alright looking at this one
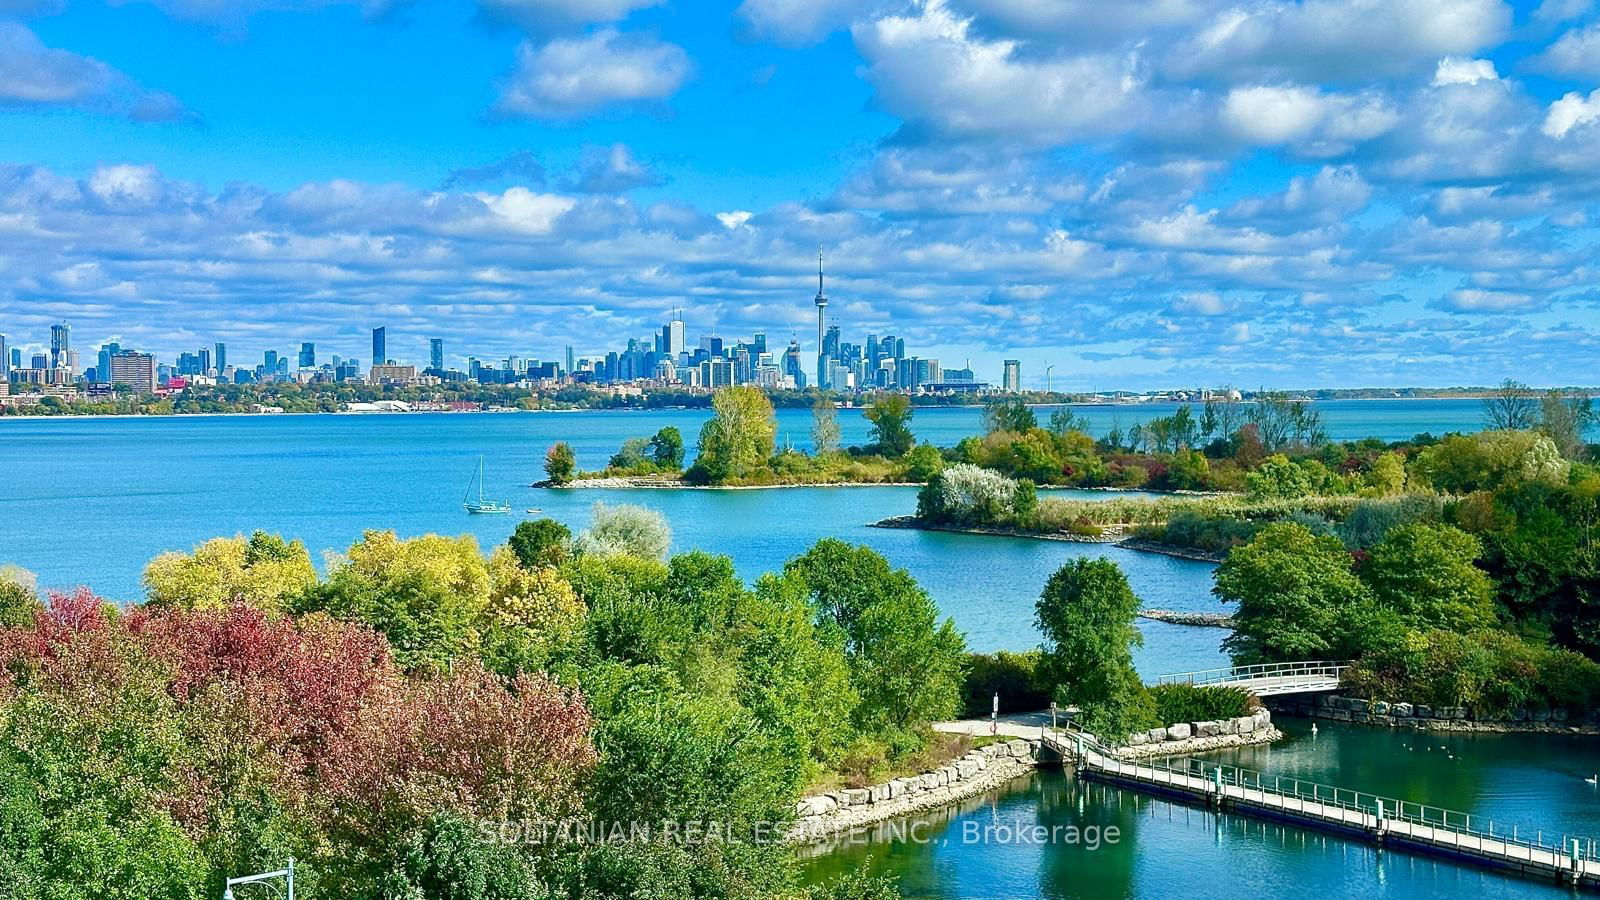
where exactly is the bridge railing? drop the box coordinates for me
[1050,723,1597,868]
[1154,659,1351,688]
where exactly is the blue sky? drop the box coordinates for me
[1,0,1599,389]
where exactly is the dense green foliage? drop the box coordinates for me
[1034,559,1157,739]
[543,442,577,485]
[1206,424,1600,715]
[0,519,970,897]
[1148,685,1255,724]
[961,651,1052,717]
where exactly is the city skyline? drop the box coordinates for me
[2,1,1600,389]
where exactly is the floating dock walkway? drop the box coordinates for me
[1044,723,1600,889]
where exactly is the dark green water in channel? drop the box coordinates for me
[799,719,1600,898]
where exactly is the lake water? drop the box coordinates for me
[0,411,1225,673]
[4,398,1596,896]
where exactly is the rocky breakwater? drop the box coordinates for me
[788,738,1050,842]
[1113,707,1278,759]
[1266,694,1600,734]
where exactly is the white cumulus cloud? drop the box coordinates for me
[495,28,692,119]
[1543,89,1600,138]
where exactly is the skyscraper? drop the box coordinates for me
[661,311,686,358]
[50,323,70,371]
[98,343,121,385]
[299,342,316,369]
[814,245,828,389]
[9,348,20,370]
[1003,360,1021,393]
[565,345,575,376]
[0,333,7,381]
[264,350,278,375]
[372,326,387,367]
[109,351,157,393]
[214,342,227,373]
[429,338,444,371]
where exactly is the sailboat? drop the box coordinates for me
[463,455,512,514]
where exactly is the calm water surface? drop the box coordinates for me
[0,410,1228,671]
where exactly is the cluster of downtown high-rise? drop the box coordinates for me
[1,252,1024,396]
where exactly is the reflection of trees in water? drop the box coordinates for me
[1037,774,1140,899]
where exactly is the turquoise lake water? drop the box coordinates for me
[3,397,1597,896]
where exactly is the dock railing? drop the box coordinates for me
[1154,659,1350,691]
[1047,723,1598,876]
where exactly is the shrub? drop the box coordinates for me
[962,651,1052,716]
[901,443,945,482]
[574,502,671,561]
[916,464,1021,526]
[1149,684,1255,724]
[507,518,571,569]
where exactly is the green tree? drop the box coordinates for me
[142,532,317,614]
[1213,522,1374,663]
[1166,449,1210,491]
[649,426,685,469]
[811,395,841,455]
[544,442,577,485]
[479,546,585,675]
[1366,451,1406,495]
[783,540,965,734]
[507,518,571,569]
[0,565,41,627]
[863,394,914,458]
[982,397,1037,434]
[690,386,776,483]
[301,531,491,672]
[1244,454,1316,499]
[1034,558,1156,739]
[378,813,548,900]
[1362,523,1496,631]
[900,443,944,482]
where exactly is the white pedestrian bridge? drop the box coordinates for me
[1154,660,1350,697]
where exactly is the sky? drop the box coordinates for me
[1,0,1598,390]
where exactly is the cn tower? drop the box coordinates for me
[814,244,828,389]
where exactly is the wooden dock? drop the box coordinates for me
[1044,727,1600,889]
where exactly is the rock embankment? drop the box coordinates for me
[790,709,1281,841]
[1113,707,1277,758]
[1137,609,1235,628]
[788,739,1049,842]
[1265,694,1600,734]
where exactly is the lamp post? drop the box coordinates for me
[223,859,293,900]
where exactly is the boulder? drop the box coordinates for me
[1147,728,1168,744]
[1371,701,1390,716]
[1129,730,1148,746]
[1348,698,1369,715]
[1167,723,1192,741]
[1414,704,1433,719]
[1392,703,1412,717]
[1236,716,1256,734]
[1555,708,1570,722]
[1512,707,1529,722]
[1195,721,1221,738]
[869,784,890,803]
[956,760,980,779]
[797,795,837,817]
[1007,739,1031,757]
[1219,718,1237,735]
[843,789,869,807]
